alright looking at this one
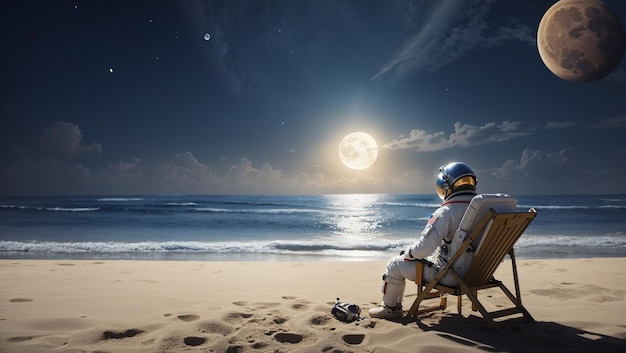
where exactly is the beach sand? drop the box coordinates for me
[1,258,625,352]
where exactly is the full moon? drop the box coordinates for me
[537,0,626,83]
[338,132,378,170]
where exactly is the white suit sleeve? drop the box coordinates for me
[404,207,449,260]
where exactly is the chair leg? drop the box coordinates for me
[439,296,448,311]
[407,261,449,317]
[498,282,536,323]
[471,290,478,312]
[506,249,536,322]
[449,269,500,330]
[459,283,499,330]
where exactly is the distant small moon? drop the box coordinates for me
[109,68,114,73]
[339,132,378,170]
[204,33,211,41]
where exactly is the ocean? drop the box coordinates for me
[1,194,625,261]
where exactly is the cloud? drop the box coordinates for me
[107,159,142,181]
[587,115,626,129]
[484,20,535,47]
[490,148,571,180]
[0,121,106,194]
[40,121,102,157]
[157,152,218,191]
[544,121,578,129]
[224,158,288,193]
[371,0,534,80]
[0,158,99,195]
[482,148,584,194]
[382,121,528,151]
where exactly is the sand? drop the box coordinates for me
[1,258,625,353]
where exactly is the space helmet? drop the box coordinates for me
[435,162,477,200]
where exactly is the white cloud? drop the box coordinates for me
[372,0,534,80]
[383,121,528,151]
[227,158,257,182]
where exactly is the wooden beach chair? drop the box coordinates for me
[405,194,537,331]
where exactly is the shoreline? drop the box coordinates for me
[1,258,625,352]
[2,250,626,262]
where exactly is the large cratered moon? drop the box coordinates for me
[339,132,378,170]
[537,0,626,83]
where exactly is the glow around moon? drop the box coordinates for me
[338,132,378,170]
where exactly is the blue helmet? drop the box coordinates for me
[435,162,477,200]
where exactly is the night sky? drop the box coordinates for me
[2,0,626,196]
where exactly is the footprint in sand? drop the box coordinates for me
[281,296,311,310]
[177,314,200,322]
[310,315,331,326]
[343,334,365,345]
[102,329,145,340]
[183,336,206,346]
[9,298,33,303]
[234,301,282,310]
[197,321,236,336]
[274,332,304,344]
[7,336,35,343]
[225,312,254,323]
[291,302,310,310]
[272,316,288,324]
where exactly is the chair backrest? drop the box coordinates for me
[445,194,518,281]
[452,193,518,248]
[462,210,536,286]
[455,193,517,236]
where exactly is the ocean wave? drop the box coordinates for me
[600,198,623,202]
[517,233,626,248]
[0,205,100,212]
[2,233,624,258]
[381,202,441,208]
[518,204,626,210]
[46,207,101,212]
[0,239,405,255]
[191,207,324,215]
[96,198,144,202]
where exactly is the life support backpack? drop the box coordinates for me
[331,299,361,323]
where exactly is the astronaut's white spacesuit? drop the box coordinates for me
[369,162,478,320]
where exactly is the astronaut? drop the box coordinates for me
[369,162,478,320]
